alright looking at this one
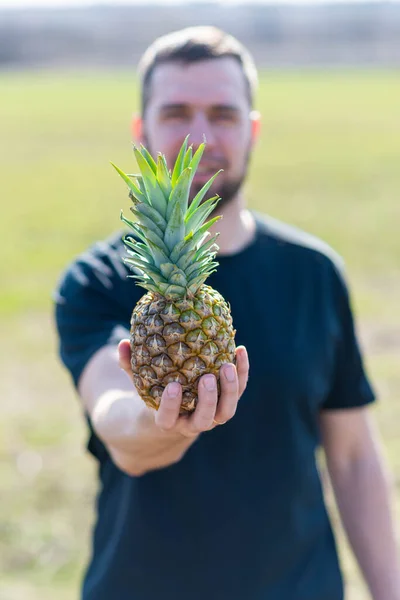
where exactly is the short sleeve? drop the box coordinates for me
[53,242,134,389]
[321,263,376,411]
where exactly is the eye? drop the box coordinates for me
[160,106,190,123]
[210,108,240,124]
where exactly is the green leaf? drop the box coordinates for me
[186,170,222,218]
[183,146,193,170]
[131,271,165,295]
[146,239,170,266]
[171,135,190,187]
[195,215,222,242]
[188,273,213,295]
[123,255,152,271]
[188,143,205,185]
[184,195,219,236]
[194,233,220,261]
[133,203,167,232]
[140,145,157,175]
[176,249,197,271]
[160,263,175,279]
[157,154,172,201]
[124,259,166,283]
[164,199,186,252]
[135,282,162,295]
[126,223,150,247]
[134,147,168,217]
[136,175,147,197]
[186,256,216,278]
[165,284,186,299]
[124,238,155,264]
[120,211,137,232]
[130,208,164,240]
[169,271,187,287]
[170,237,190,264]
[167,167,192,220]
[138,225,170,255]
[111,162,147,203]
[187,260,219,279]
[171,216,220,264]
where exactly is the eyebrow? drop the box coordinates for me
[159,103,240,113]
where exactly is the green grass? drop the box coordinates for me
[1,69,399,600]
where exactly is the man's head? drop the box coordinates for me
[133,26,260,208]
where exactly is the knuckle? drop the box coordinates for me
[157,420,175,432]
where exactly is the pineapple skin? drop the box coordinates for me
[130,284,236,413]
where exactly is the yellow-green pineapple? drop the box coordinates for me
[112,137,236,413]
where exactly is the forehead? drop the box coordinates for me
[147,57,249,109]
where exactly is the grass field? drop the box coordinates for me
[0,69,399,600]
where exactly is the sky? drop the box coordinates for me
[0,0,397,7]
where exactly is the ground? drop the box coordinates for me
[0,70,399,599]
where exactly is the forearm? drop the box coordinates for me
[329,453,400,600]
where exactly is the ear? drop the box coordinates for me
[250,110,261,143]
[131,113,143,144]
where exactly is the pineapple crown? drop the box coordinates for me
[111,136,222,300]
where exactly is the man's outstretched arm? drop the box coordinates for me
[78,340,249,476]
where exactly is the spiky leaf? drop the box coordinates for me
[188,143,205,186]
[167,167,192,220]
[183,146,193,170]
[111,162,147,203]
[171,135,189,187]
[133,203,167,232]
[164,200,185,252]
[133,147,168,217]
[157,154,172,200]
[186,170,222,218]
[140,145,157,175]
[185,195,219,236]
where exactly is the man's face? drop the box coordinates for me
[140,57,257,207]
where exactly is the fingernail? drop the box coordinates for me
[167,382,180,397]
[204,375,216,391]
[224,364,235,382]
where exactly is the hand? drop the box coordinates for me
[118,340,249,439]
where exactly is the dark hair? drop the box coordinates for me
[137,26,258,115]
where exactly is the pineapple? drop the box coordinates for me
[112,136,236,414]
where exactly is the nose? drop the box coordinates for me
[188,111,217,148]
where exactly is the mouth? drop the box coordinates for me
[193,161,226,182]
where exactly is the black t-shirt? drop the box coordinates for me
[54,213,375,600]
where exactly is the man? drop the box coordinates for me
[54,26,400,600]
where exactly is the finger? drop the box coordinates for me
[213,362,239,424]
[118,339,132,374]
[235,345,249,397]
[154,382,182,431]
[180,374,218,436]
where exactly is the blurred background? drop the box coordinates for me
[0,0,399,598]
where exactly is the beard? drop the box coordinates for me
[190,174,244,212]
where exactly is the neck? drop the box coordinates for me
[210,192,256,256]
